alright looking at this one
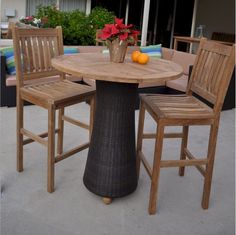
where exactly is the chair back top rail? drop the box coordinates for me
[12,26,64,87]
[187,38,235,113]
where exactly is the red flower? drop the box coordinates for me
[115,18,133,30]
[25,16,34,21]
[115,18,123,26]
[130,30,140,40]
[99,18,140,45]
[119,32,128,40]
[100,24,119,40]
[131,30,140,36]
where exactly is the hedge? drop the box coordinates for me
[35,5,116,45]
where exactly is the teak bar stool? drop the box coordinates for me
[137,39,235,214]
[12,26,95,193]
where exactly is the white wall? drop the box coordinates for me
[1,0,87,22]
[195,0,235,39]
[1,0,26,22]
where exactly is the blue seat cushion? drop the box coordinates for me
[140,44,162,58]
[63,47,79,54]
[0,47,16,75]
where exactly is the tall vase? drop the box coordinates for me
[107,39,128,63]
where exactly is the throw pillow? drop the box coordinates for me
[140,44,162,58]
[63,47,79,54]
[0,47,79,75]
[0,47,16,75]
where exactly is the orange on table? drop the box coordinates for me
[131,50,141,62]
[137,53,149,65]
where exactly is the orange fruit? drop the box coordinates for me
[131,50,141,62]
[137,53,149,65]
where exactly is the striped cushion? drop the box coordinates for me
[140,44,162,58]
[0,47,79,75]
[0,47,16,75]
[63,47,79,54]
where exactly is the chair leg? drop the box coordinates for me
[89,97,95,141]
[149,124,164,215]
[17,96,24,172]
[47,106,56,193]
[179,125,189,176]
[57,108,64,155]
[136,101,146,178]
[201,121,219,209]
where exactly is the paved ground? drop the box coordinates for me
[0,104,235,235]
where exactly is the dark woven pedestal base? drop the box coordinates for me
[83,80,138,198]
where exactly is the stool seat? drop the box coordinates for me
[141,94,214,120]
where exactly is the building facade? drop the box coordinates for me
[0,0,234,47]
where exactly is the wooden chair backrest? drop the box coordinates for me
[6,22,15,39]
[187,39,235,113]
[211,32,235,43]
[7,21,38,39]
[12,26,64,88]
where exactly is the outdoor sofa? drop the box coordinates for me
[0,43,234,109]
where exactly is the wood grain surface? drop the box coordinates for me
[52,53,183,84]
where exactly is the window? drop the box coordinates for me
[26,0,55,16]
[26,0,86,16]
[60,0,86,12]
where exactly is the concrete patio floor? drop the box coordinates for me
[0,103,235,235]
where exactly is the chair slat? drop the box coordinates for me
[53,37,59,56]
[43,37,50,70]
[197,50,209,86]
[20,37,28,72]
[37,37,44,69]
[48,37,55,58]
[212,56,227,94]
[207,52,220,93]
[26,37,34,71]
[32,36,39,71]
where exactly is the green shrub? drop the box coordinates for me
[35,5,116,45]
[88,7,115,30]
[36,4,65,28]
[63,10,94,45]
[88,7,115,45]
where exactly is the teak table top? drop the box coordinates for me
[52,53,183,84]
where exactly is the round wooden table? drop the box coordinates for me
[52,53,183,199]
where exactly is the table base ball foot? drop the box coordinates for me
[102,197,112,205]
[83,80,138,198]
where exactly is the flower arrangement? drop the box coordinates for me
[99,18,140,45]
[98,18,140,62]
[19,16,42,27]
